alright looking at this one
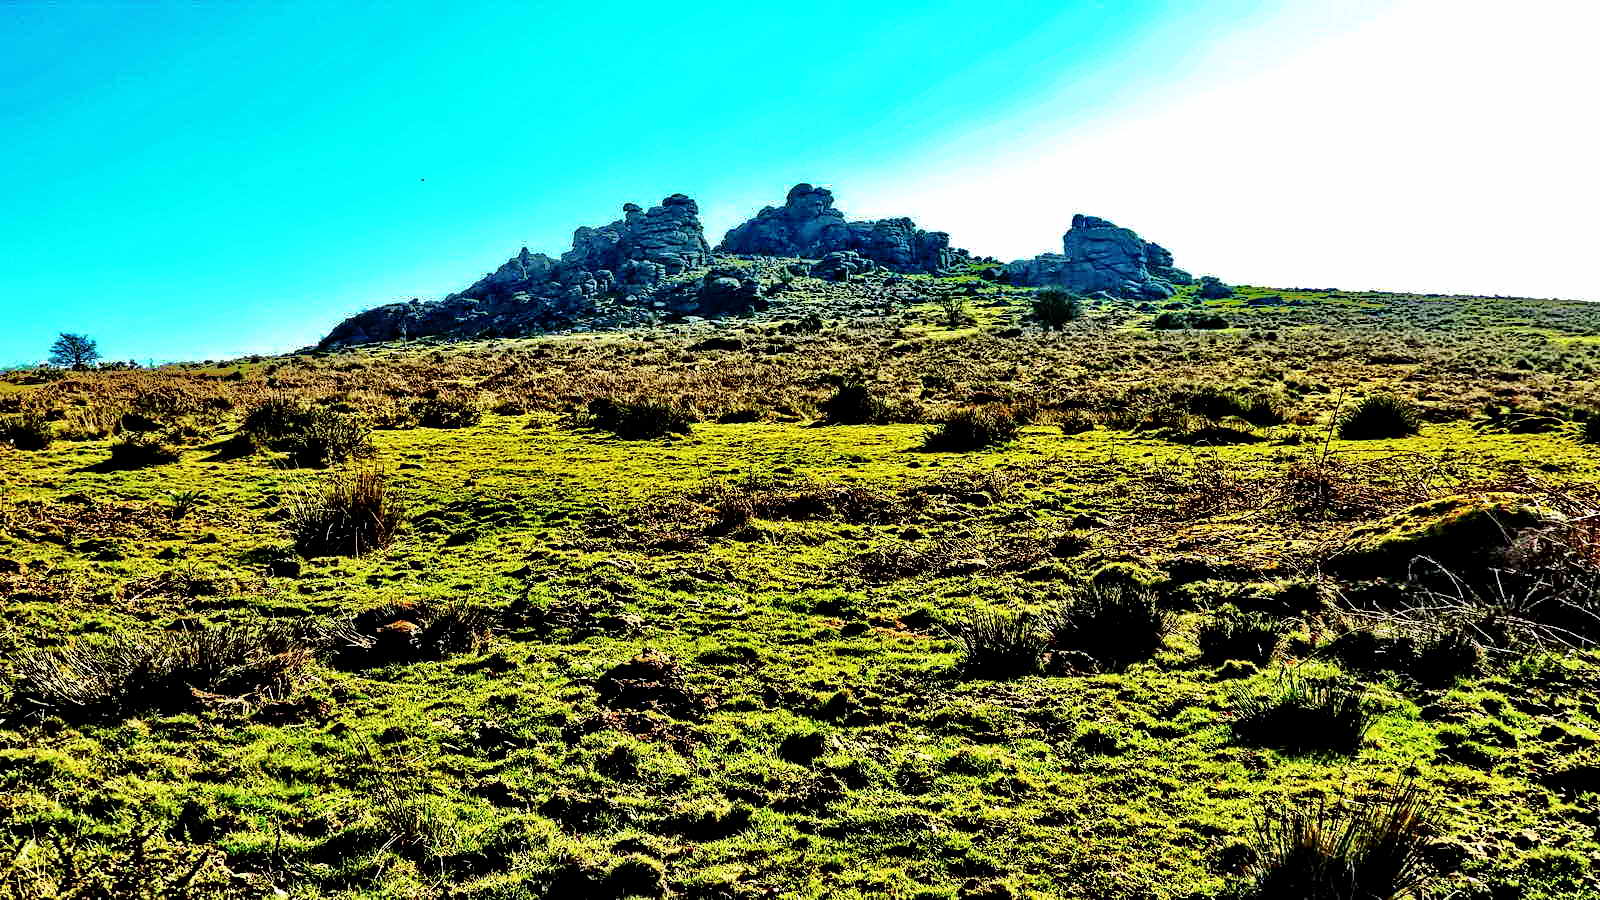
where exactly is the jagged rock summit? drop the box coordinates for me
[1006,214,1192,299]
[719,183,967,274]
[320,194,716,348]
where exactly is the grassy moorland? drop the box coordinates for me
[2,270,1599,899]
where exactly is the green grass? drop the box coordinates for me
[1,279,1598,898]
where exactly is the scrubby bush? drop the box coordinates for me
[107,433,181,468]
[953,609,1046,678]
[820,376,891,425]
[8,623,312,722]
[1,410,53,450]
[288,465,406,557]
[1582,413,1600,444]
[1031,288,1083,330]
[937,295,972,328]
[584,396,694,439]
[241,395,308,443]
[1231,672,1374,753]
[922,406,1021,451]
[413,395,481,429]
[281,408,373,468]
[1339,394,1420,440]
[1186,385,1286,427]
[1045,582,1168,670]
[1245,782,1434,900]
[1197,605,1281,663]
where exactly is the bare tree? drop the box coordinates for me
[48,333,100,369]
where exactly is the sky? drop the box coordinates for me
[2,0,1596,365]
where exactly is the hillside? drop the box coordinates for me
[2,271,1600,898]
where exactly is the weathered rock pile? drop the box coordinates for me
[1006,214,1193,300]
[719,184,967,274]
[320,194,717,348]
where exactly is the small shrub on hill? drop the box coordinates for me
[820,376,891,425]
[108,433,181,469]
[1031,288,1083,330]
[1339,394,1420,440]
[1045,582,1168,671]
[1197,605,1281,663]
[282,408,373,468]
[922,406,1022,451]
[242,395,309,443]
[585,396,694,439]
[1231,672,1374,753]
[413,395,481,429]
[1582,413,1600,444]
[288,464,405,557]
[953,610,1046,678]
[1245,782,1435,900]
[1,411,53,450]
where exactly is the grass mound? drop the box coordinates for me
[921,406,1022,451]
[1339,394,1420,440]
[287,464,406,557]
[1046,582,1168,671]
[1231,672,1374,754]
[585,397,694,439]
[1246,782,1435,900]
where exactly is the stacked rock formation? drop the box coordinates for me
[1006,214,1193,300]
[320,194,718,347]
[718,184,966,274]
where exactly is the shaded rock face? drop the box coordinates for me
[811,250,876,281]
[719,183,966,274]
[1006,214,1193,299]
[1198,275,1234,299]
[651,267,767,319]
[320,195,711,347]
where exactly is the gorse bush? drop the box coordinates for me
[8,623,312,722]
[1197,605,1281,663]
[288,464,405,557]
[922,406,1021,451]
[1045,583,1168,671]
[584,396,694,439]
[1339,394,1420,440]
[413,395,481,429]
[1246,782,1435,900]
[1231,672,1374,754]
[953,609,1046,678]
[242,394,308,443]
[820,376,891,425]
[1,410,53,450]
[107,433,181,468]
[1031,288,1083,330]
[1185,385,1286,427]
[282,408,373,468]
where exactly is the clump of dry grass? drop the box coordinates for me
[286,464,406,557]
[7,623,314,722]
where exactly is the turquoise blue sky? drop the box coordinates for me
[3,0,1594,364]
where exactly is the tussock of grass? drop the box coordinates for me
[287,464,405,557]
[1231,672,1374,754]
[953,609,1046,678]
[1246,782,1435,900]
[1339,394,1421,440]
[8,623,313,722]
[921,406,1022,451]
[583,396,694,439]
[1046,582,1168,671]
